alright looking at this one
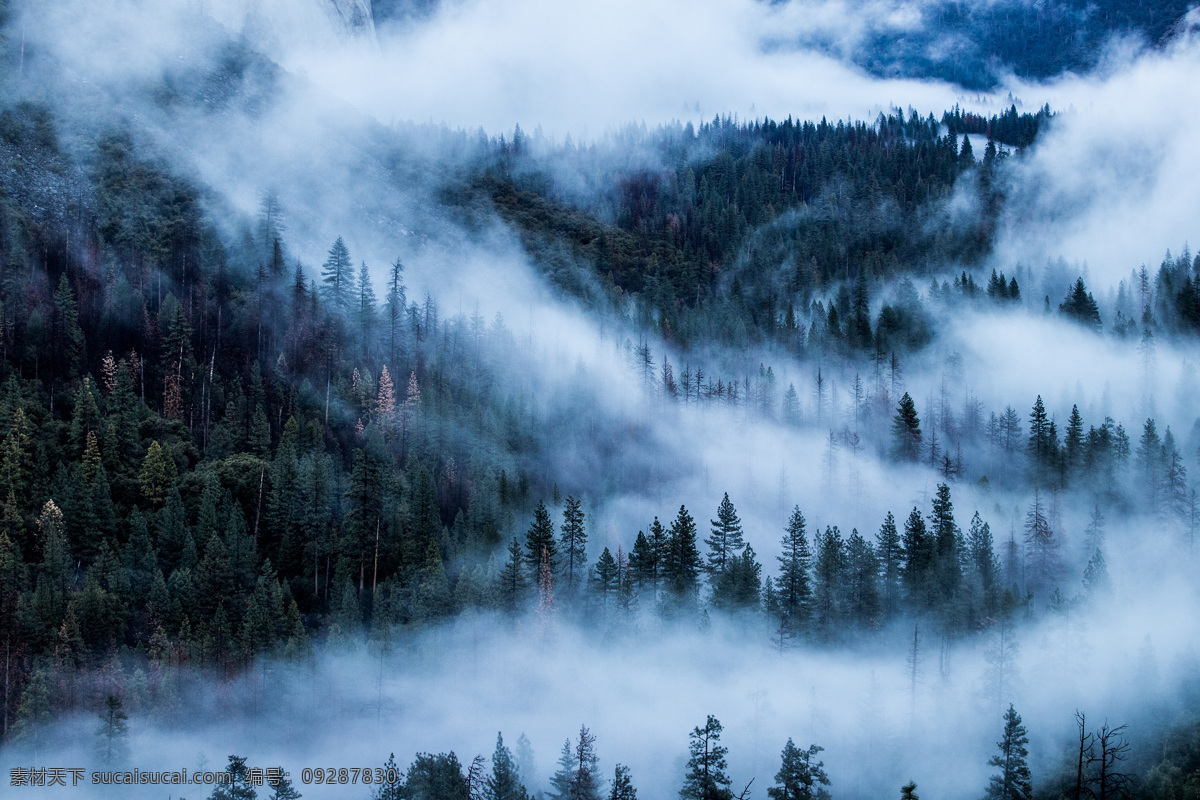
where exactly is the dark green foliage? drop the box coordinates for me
[767,739,831,800]
[891,393,922,461]
[549,725,602,800]
[777,507,813,634]
[593,547,619,606]
[985,705,1032,800]
[876,512,903,619]
[609,764,637,800]
[405,752,469,800]
[374,754,403,800]
[560,496,587,593]
[901,507,934,607]
[497,537,528,613]
[320,237,354,313]
[663,505,704,606]
[812,526,845,634]
[208,756,258,800]
[680,715,733,800]
[476,111,1002,349]
[711,544,761,613]
[525,501,558,576]
[95,694,128,764]
[706,493,745,576]
[486,733,529,800]
[1060,278,1102,327]
[930,483,961,603]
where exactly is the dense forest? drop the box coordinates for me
[1,0,1199,798]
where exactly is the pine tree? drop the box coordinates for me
[844,530,880,627]
[404,752,469,800]
[901,507,933,607]
[1027,396,1056,487]
[777,507,813,634]
[930,483,961,602]
[321,236,354,313]
[609,764,637,800]
[524,501,558,576]
[560,496,587,593]
[663,505,703,607]
[486,733,529,800]
[876,512,903,618]
[556,725,602,800]
[375,753,403,800]
[1024,488,1058,593]
[706,493,745,576]
[629,529,660,597]
[1059,278,1101,327]
[209,755,259,800]
[967,512,1000,616]
[891,393,922,461]
[376,366,396,432]
[1064,405,1085,480]
[593,548,619,607]
[50,274,84,401]
[138,441,177,508]
[767,739,831,800]
[984,705,1032,800]
[357,261,377,356]
[812,526,844,633]
[96,694,129,764]
[680,715,733,800]
[498,538,528,613]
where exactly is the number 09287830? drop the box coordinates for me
[300,767,400,785]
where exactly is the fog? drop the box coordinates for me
[3,0,1199,797]
[6,557,1198,799]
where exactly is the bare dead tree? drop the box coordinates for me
[1090,721,1132,800]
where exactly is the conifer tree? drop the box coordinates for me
[208,755,259,800]
[777,507,814,634]
[706,493,745,576]
[524,501,558,576]
[96,694,129,764]
[321,236,354,313]
[1024,488,1058,593]
[984,705,1032,800]
[680,715,733,800]
[609,764,637,800]
[967,512,1000,616]
[663,505,703,605]
[930,483,961,601]
[876,512,903,618]
[1059,278,1101,327]
[375,753,403,800]
[629,529,660,597]
[376,366,396,431]
[844,530,880,627]
[891,393,922,461]
[901,507,933,606]
[1027,396,1056,486]
[486,733,529,800]
[767,739,831,800]
[557,725,602,800]
[593,547,619,607]
[498,538,528,613]
[812,526,845,633]
[138,441,177,508]
[560,496,587,593]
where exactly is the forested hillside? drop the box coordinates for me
[1,0,1199,798]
